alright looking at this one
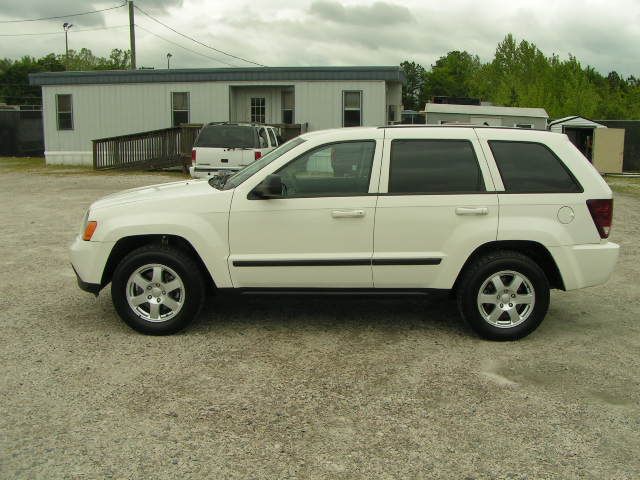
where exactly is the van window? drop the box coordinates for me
[194,125,258,149]
[389,140,484,194]
[276,141,375,197]
[489,141,582,193]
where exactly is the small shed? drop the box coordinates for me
[421,103,549,130]
[548,116,625,173]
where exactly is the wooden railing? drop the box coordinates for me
[92,124,202,170]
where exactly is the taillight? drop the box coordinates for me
[254,150,262,161]
[191,149,196,166]
[586,199,613,239]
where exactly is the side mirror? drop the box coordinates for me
[250,174,283,199]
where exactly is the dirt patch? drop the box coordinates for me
[1,169,639,478]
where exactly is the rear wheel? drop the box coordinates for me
[456,250,550,340]
[111,244,205,335]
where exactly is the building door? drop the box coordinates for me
[593,128,625,173]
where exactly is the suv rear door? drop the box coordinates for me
[373,127,498,289]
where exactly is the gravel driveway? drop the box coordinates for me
[1,165,639,479]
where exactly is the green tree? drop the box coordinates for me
[0,48,130,106]
[424,50,482,99]
[400,60,427,111]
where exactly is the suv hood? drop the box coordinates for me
[90,179,219,210]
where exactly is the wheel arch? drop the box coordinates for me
[100,234,216,292]
[453,240,565,293]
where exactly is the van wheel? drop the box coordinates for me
[456,250,550,341]
[111,244,205,335]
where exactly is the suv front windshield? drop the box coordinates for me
[218,137,306,190]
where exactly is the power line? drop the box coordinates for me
[135,23,237,67]
[0,2,127,23]
[133,4,266,67]
[0,25,130,37]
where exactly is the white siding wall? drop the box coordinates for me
[41,79,391,165]
[295,80,386,131]
[42,82,229,165]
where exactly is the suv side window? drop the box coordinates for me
[276,141,375,197]
[389,139,485,194]
[257,127,269,148]
[489,141,582,193]
[267,128,277,147]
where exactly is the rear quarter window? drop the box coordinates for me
[489,141,582,193]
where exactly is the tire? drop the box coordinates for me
[456,250,550,341]
[111,244,205,335]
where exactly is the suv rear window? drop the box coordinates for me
[489,141,582,193]
[389,140,485,194]
[195,125,258,149]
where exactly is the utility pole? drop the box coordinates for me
[63,22,73,65]
[128,0,136,69]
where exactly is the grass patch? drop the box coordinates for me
[606,176,640,198]
[0,156,187,178]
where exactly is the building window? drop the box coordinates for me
[56,94,73,130]
[389,139,485,194]
[282,90,294,124]
[251,97,266,123]
[171,92,190,126]
[343,91,362,127]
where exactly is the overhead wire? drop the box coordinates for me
[133,4,266,67]
[134,23,237,67]
[0,25,130,37]
[0,2,127,23]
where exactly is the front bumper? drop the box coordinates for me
[72,265,101,295]
[69,235,115,295]
[549,242,620,290]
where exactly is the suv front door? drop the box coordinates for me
[373,128,498,289]
[228,137,383,288]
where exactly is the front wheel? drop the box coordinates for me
[111,244,205,335]
[456,250,550,340]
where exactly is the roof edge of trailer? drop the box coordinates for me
[29,66,405,86]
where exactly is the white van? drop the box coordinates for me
[190,123,280,179]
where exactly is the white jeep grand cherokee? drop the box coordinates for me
[71,126,619,340]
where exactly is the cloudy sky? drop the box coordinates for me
[1,0,639,76]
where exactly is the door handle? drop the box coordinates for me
[332,209,365,218]
[455,207,488,216]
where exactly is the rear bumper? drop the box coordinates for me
[549,242,620,290]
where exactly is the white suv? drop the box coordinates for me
[71,126,619,340]
[190,123,280,178]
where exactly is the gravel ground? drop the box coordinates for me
[1,165,639,479]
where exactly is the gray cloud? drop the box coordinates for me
[0,0,638,77]
[0,0,183,27]
[309,0,414,26]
